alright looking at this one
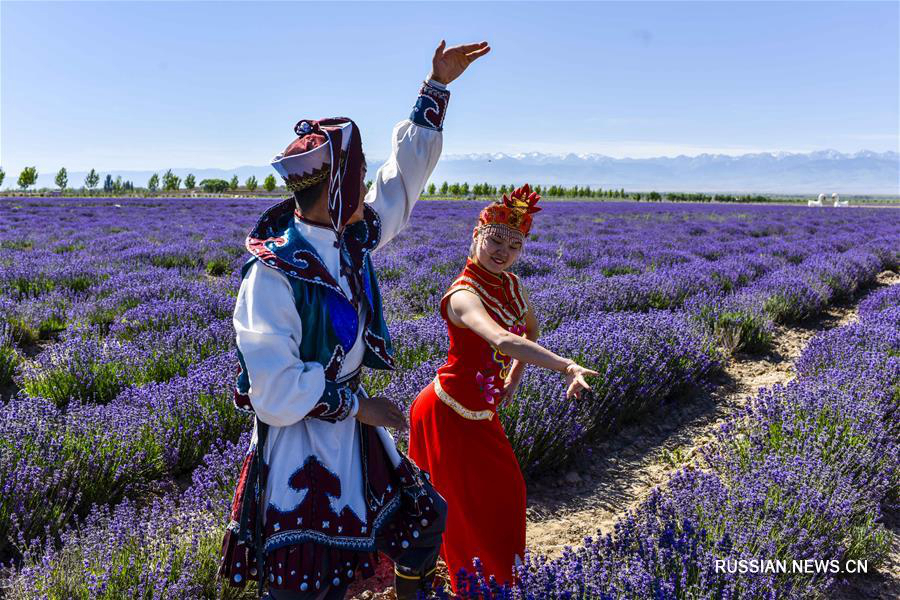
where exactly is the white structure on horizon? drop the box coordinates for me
[808,193,825,207]
[833,192,849,207]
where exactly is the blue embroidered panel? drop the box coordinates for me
[325,288,359,351]
[409,81,450,131]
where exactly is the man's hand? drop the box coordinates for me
[428,40,491,85]
[356,395,408,431]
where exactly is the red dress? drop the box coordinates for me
[408,258,528,593]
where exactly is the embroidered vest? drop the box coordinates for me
[232,198,395,421]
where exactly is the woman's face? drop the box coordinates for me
[473,228,524,273]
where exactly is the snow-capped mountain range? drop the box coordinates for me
[427,149,898,194]
[15,149,899,195]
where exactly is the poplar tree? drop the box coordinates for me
[55,167,68,191]
[18,166,38,191]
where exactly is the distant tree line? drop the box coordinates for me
[422,182,782,203]
[0,167,828,205]
[424,182,629,199]
[643,191,778,203]
[0,165,284,196]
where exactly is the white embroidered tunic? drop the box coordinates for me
[233,114,443,533]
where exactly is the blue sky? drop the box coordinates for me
[1,1,898,175]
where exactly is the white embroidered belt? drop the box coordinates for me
[432,376,494,421]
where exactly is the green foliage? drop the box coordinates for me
[199,178,229,193]
[85,168,100,190]
[763,294,808,323]
[149,251,201,269]
[205,257,230,276]
[0,166,5,187]
[0,165,803,210]
[18,166,38,190]
[0,334,19,389]
[3,316,39,347]
[80,299,139,336]
[162,169,181,191]
[0,239,34,251]
[3,273,55,298]
[472,182,497,196]
[55,167,68,190]
[709,310,771,354]
[23,359,127,408]
[135,336,229,385]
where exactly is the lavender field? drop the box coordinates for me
[0,196,897,599]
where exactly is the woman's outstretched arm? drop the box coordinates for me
[447,289,597,398]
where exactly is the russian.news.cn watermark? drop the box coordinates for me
[715,559,869,574]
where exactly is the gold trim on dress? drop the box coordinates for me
[433,376,494,421]
[448,277,519,326]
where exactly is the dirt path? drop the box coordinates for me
[526,270,900,556]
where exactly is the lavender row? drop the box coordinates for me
[2,198,899,597]
[1,430,249,599]
[6,286,895,598]
[684,246,891,353]
[0,308,721,596]
[0,352,248,564]
[443,281,900,598]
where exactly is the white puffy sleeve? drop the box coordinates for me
[365,79,449,251]
[234,261,357,427]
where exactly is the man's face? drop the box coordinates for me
[346,160,368,225]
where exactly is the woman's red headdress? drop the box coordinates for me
[476,184,542,239]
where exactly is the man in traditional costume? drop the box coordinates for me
[217,40,490,599]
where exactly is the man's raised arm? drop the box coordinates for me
[366,40,490,251]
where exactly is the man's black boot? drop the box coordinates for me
[394,565,428,600]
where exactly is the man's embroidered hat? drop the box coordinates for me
[476,183,542,239]
[271,117,365,233]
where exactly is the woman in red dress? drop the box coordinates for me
[408,185,598,593]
